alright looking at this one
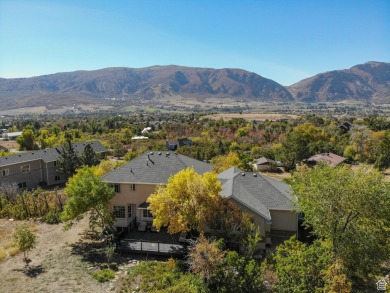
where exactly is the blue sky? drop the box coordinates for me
[0,0,389,85]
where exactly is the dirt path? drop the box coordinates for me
[0,216,111,293]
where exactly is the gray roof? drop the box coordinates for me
[0,141,107,167]
[218,167,294,220]
[102,151,212,184]
[254,157,276,165]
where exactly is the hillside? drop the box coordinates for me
[287,61,390,103]
[0,66,293,110]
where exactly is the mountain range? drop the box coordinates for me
[0,62,388,111]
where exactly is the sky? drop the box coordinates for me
[0,0,389,85]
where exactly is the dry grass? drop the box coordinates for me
[0,248,6,262]
[2,240,15,249]
[203,113,300,121]
[7,246,19,256]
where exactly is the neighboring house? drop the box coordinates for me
[338,121,352,133]
[303,152,346,167]
[141,127,152,134]
[101,151,212,231]
[102,152,298,245]
[2,131,22,140]
[253,157,277,172]
[0,141,107,189]
[166,138,193,151]
[219,167,297,245]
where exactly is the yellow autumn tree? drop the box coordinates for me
[147,168,221,234]
[211,151,243,173]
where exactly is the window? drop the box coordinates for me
[18,182,27,189]
[130,184,136,191]
[55,175,61,181]
[127,205,132,218]
[110,184,120,193]
[143,209,153,218]
[21,165,30,174]
[2,169,9,176]
[113,206,125,218]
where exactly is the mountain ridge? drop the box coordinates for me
[0,62,389,111]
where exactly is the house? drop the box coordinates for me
[2,131,22,140]
[165,138,193,151]
[0,141,107,189]
[101,151,212,231]
[338,121,352,133]
[303,152,346,167]
[219,167,297,243]
[253,157,277,172]
[141,127,152,134]
[102,152,298,244]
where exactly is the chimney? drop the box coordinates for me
[241,172,245,176]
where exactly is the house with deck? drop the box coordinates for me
[102,151,298,245]
[0,141,107,189]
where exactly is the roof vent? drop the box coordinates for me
[130,168,133,173]
[150,151,154,155]
[146,160,149,166]
[158,152,162,155]
[253,173,257,177]
[166,152,170,157]
[241,172,245,176]
[18,155,21,157]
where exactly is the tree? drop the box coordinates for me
[80,144,99,167]
[13,223,36,266]
[291,164,390,280]
[264,237,351,293]
[211,151,243,173]
[188,235,226,284]
[16,125,38,151]
[61,166,115,231]
[147,168,221,234]
[56,135,80,176]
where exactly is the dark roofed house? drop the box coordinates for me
[218,167,297,247]
[103,153,297,248]
[165,138,193,151]
[0,141,107,189]
[303,152,346,167]
[102,151,212,230]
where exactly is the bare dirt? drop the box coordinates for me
[0,216,113,293]
[203,113,300,121]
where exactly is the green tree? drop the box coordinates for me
[61,166,115,231]
[147,168,221,234]
[13,223,36,266]
[263,237,351,293]
[291,164,390,281]
[80,144,99,167]
[56,135,80,176]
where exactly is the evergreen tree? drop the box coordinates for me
[56,136,80,176]
[81,144,99,167]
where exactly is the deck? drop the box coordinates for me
[116,227,186,255]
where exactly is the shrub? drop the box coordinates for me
[92,268,116,282]
[45,209,61,224]
[0,248,7,261]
